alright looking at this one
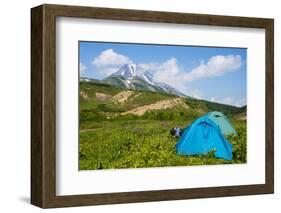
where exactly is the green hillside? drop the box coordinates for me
[79,81,245,124]
[79,82,247,170]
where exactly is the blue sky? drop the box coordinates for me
[79,41,246,107]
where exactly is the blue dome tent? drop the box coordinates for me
[176,116,233,160]
[206,111,237,136]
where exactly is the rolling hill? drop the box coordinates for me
[79,81,246,124]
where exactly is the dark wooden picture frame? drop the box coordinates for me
[31,4,274,208]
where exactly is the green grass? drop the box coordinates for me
[79,82,247,170]
[79,82,123,110]
[121,91,175,110]
[79,120,246,170]
[80,82,176,111]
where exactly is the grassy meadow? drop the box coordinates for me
[79,82,247,170]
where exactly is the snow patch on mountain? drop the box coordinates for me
[106,63,185,97]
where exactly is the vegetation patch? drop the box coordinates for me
[79,82,247,170]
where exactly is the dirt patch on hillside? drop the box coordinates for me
[95,92,112,101]
[80,91,89,100]
[129,93,141,101]
[121,98,189,116]
[111,91,135,104]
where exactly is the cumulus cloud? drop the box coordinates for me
[151,55,242,86]
[188,89,203,99]
[79,62,87,73]
[151,55,241,81]
[88,50,243,101]
[153,58,184,90]
[148,55,242,99]
[209,97,246,107]
[91,49,133,77]
[184,55,242,81]
[92,49,132,67]
[138,63,159,72]
[91,50,241,84]
[144,58,202,98]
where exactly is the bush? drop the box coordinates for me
[80,109,106,122]
[227,124,247,163]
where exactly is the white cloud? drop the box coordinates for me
[152,58,181,84]
[188,89,203,99]
[152,55,242,86]
[148,55,242,99]
[92,49,132,67]
[150,55,242,85]
[144,58,201,98]
[235,98,247,107]
[138,63,159,72]
[91,49,133,77]
[94,67,120,77]
[88,50,243,100]
[79,62,87,73]
[209,97,246,107]
[184,55,242,81]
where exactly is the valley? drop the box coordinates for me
[79,81,247,170]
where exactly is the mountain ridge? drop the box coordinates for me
[80,64,246,109]
[82,63,186,97]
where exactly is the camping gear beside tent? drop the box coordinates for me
[206,111,237,136]
[176,115,233,160]
[171,127,185,138]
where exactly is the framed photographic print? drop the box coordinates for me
[31,4,274,208]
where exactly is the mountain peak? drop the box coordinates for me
[106,63,185,97]
[111,63,140,79]
[124,63,137,69]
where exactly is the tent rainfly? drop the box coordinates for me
[206,111,237,136]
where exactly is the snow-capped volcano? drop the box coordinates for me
[111,64,154,85]
[103,63,185,97]
[111,63,139,79]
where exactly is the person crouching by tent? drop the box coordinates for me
[170,127,185,138]
[170,125,191,138]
